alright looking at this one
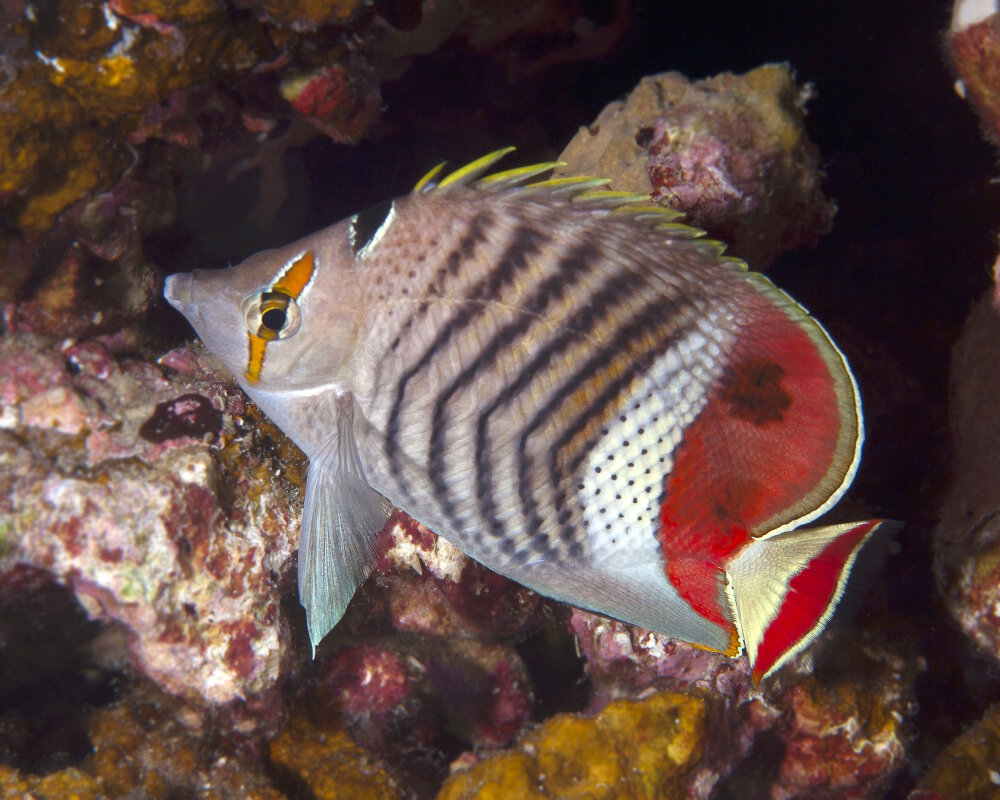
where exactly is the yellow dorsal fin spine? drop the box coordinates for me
[612,204,686,221]
[415,148,730,253]
[572,190,652,208]
[518,175,611,195]
[413,161,447,193]
[477,161,564,189]
[654,222,706,239]
[436,147,517,189]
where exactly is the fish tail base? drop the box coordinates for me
[726,519,890,683]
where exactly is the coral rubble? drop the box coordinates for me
[910,703,1000,800]
[269,712,405,800]
[557,64,835,267]
[948,0,1000,148]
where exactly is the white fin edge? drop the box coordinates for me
[298,394,390,656]
[743,272,866,539]
[726,520,884,682]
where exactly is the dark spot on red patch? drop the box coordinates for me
[98,547,123,563]
[719,357,791,425]
[139,393,222,443]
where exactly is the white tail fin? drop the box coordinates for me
[725,520,887,682]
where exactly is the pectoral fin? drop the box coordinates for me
[298,396,390,655]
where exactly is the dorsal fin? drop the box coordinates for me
[414,148,745,267]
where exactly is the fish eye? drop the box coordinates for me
[242,290,302,340]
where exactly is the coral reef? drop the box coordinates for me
[0,765,106,800]
[0,2,260,235]
[269,712,405,800]
[438,690,710,800]
[935,295,1000,660]
[0,1,966,794]
[557,64,835,267]
[568,609,915,799]
[0,332,300,714]
[910,703,1000,800]
[0,672,285,798]
[769,645,915,800]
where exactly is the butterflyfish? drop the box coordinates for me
[164,148,888,681]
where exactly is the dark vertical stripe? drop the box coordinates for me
[473,269,649,539]
[427,240,603,533]
[384,224,548,491]
[425,230,555,525]
[514,295,700,556]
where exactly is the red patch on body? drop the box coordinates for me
[666,557,731,627]
[752,521,878,681]
[659,292,847,623]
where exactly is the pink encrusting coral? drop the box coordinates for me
[0,332,300,714]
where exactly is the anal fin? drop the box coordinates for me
[726,520,890,682]
[298,395,390,656]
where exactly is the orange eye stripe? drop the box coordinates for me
[244,251,315,383]
[245,332,269,383]
[273,251,315,299]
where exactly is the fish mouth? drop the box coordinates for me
[163,272,193,313]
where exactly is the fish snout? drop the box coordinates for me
[163,272,193,313]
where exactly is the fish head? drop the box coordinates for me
[164,222,364,393]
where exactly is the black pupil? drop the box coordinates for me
[261,307,287,331]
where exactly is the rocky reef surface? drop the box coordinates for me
[0,0,997,798]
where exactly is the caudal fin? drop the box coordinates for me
[725,520,890,682]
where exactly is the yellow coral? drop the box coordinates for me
[916,703,1000,798]
[438,690,707,800]
[112,0,226,23]
[0,764,105,800]
[16,127,126,234]
[269,712,406,800]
